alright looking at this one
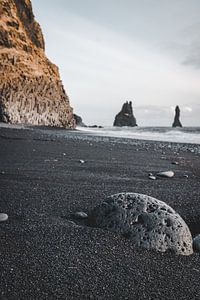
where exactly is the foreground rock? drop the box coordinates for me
[0,0,75,128]
[88,193,193,255]
[113,101,137,127]
[172,106,182,128]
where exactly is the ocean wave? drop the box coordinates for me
[77,126,200,144]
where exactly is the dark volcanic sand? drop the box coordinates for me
[0,125,200,300]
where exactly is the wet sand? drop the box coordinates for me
[0,125,200,299]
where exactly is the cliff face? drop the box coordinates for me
[0,0,75,127]
[113,101,137,127]
[172,106,182,128]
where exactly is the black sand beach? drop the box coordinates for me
[0,126,200,300]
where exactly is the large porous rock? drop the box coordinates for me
[88,193,193,255]
[0,0,75,128]
[172,106,182,128]
[113,101,137,127]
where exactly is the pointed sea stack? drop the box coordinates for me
[172,106,182,128]
[0,0,75,128]
[113,101,137,127]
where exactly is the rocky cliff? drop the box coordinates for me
[0,0,75,127]
[113,101,137,127]
[172,106,182,128]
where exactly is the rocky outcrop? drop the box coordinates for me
[172,106,182,128]
[113,101,137,127]
[73,114,87,127]
[0,0,75,127]
[88,193,193,255]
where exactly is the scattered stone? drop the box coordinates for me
[172,161,179,165]
[183,175,189,178]
[88,193,193,255]
[193,234,200,252]
[79,160,85,164]
[0,213,8,222]
[157,171,174,178]
[73,211,88,220]
[148,173,153,176]
[149,175,156,180]
[63,153,66,156]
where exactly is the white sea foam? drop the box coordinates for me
[77,126,200,145]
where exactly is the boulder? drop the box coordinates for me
[113,101,137,127]
[0,0,75,128]
[88,193,193,255]
[172,106,182,128]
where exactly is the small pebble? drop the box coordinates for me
[63,153,66,156]
[73,211,88,219]
[157,171,174,178]
[171,161,179,165]
[0,213,8,222]
[79,160,85,164]
[148,173,153,176]
[183,175,189,178]
[193,234,200,252]
[149,175,156,180]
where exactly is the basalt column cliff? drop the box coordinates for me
[0,0,75,127]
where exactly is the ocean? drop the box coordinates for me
[77,126,200,145]
[0,123,200,145]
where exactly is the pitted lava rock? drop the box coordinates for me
[88,193,193,255]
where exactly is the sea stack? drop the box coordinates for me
[0,0,75,128]
[113,101,137,127]
[172,106,182,128]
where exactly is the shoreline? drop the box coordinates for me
[0,125,200,299]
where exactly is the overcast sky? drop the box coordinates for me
[32,0,200,126]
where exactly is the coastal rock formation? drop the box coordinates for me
[73,114,87,127]
[172,106,182,128]
[88,193,193,255]
[113,101,137,127]
[0,0,75,127]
